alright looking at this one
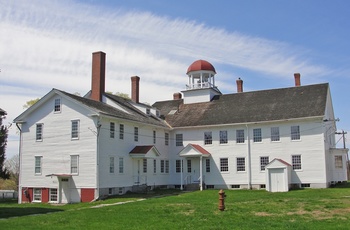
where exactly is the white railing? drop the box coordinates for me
[186,82,213,90]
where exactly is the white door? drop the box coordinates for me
[59,178,70,203]
[269,168,285,192]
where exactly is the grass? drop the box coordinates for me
[1,186,350,229]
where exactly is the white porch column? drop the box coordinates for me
[200,156,203,191]
[200,73,203,88]
[180,159,183,190]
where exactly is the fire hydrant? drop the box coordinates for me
[218,189,226,211]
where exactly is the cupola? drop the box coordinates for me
[182,60,221,104]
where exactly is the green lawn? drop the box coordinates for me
[1,187,350,229]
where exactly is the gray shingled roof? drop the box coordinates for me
[152,83,328,127]
[58,90,168,128]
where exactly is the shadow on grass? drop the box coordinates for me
[0,206,63,219]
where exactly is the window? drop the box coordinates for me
[187,160,192,173]
[36,124,43,141]
[206,159,210,172]
[335,156,343,169]
[291,125,300,140]
[156,110,160,117]
[165,160,169,174]
[271,127,280,142]
[292,155,302,170]
[146,108,150,115]
[119,158,124,173]
[143,159,147,173]
[220,158,229,172]
[50,188,58,202]
[35,156,42,174]
[253,128,262,142]
[109,157,115,173]
[220,130,228,144]
[176,134,183,146]
[165,133,169,146]
[204,131,212,145]
[153,130,156,144]
[110,122,115,138]
[161,160,165,173]
[134,127,138,142]
[153,159,157,174]
[119,124,124,140]
[71,120,79,139]
[176,160,181,173]
[71,155,79,174]
[260,156,269,171]
[54,98,61,112]
[33,188,41,202]
[236,130,245,143]
[237,157,246,172]
[108,188,113,195]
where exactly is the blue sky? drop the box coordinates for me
[1,0,349,158]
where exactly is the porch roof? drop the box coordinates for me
[129,145,161,158]
[179,144,210,157]
[45,173,72,178]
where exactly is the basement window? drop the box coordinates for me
[301,183,310,188]
[206,185,214,189]
[231,185,240,189]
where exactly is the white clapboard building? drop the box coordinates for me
[14,51,348,203]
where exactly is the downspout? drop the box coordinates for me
[16,123,22,204]
[246,124,252,189]
[180,159,183,190]
[92,116,101,200]
[199,156,203,191]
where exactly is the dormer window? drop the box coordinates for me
[146,108,150,115]
[156,110,160,117]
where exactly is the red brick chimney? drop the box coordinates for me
[131,76,140,103]
[236,78,243,93]
[173,92,182,100]
[91,51,106,102]
[294,73,301,86]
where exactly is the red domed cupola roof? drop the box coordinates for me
[187,60,216,74]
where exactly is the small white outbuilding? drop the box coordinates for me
[265,159,292,192]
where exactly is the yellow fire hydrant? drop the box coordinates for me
[218,189,225,211]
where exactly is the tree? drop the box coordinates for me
[4,154,19,191]
[0,108,10,179]
[106,91,130,99]
[23,98,40,109]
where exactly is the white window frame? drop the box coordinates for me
[253,128,262,143]
[36,123,43,141]
[119,157,124,174]
[271,127,280,142]
[54,98,61,113]
[110,122,115,138]
[71,120,80,140]
[335,155,343,169]
[260,156,269,171]
[219,130,228,144]
[119,124,124,140]
[134,127,138,142]
[70,155,79,174]
[165,133,169,146]
[33,188,42,202]
[220,158,229,172]
[109,156,115,173]
[237,157,246,172]
[206,158,210,173]
[35,156,42,175]
[49,188,58,203]
[160,160,165,173]
[143,159,147,173]
[176,160,181,173]
[176,134,183,146]
[153,159,157,174]
[292,155,302,170]
[204,131,212,145]
[291,125,300,140]
[236,130,245,143]
[187,159,192,173]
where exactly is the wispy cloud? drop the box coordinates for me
[1,0,346,157]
